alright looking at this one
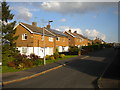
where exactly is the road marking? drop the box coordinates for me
[0,64,66,86]
[81,56,90,59]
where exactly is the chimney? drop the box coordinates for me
[46,24,51,29]
[68,30,71,32]
[74,31,77,33]
[32,22,37,27]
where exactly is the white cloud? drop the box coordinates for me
[57,26,83,34]
[11,6,32,21]
[84,29,106,40]
[40,2,115,14]
[57,26,106,40]
[60,18,66,22]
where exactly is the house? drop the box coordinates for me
[14,22,69,58]
[64,30,90,47]
[14,22,56,58]
[45,24,69,52]
[93,37,105,44]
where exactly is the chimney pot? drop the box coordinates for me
[69,30,71,32]
[74,31,77,33]
[32,22,37,27]
[47,24,51,29]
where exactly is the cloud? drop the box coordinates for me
[57,26,106,40]
[84,29,106,40]
[40,2,115,14]
[11,6,32,21]
[57,26,83,34]
[60,18,66,22]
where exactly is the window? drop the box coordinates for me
[41,36,44,41]
[22,47,27,54]
[22,34,27,40]
[49,37,53,42]
[56,37,60,41]
[63,38,65,42]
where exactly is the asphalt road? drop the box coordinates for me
[3,48,115,88]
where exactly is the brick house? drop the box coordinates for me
[93,37,105,44]
[45,24,69,52]
[14,22,69,58]
[64,30,90,47]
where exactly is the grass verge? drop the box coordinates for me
[2,55,78,73]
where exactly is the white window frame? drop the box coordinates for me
[49,37,53,42]
[56,37,60,41]
[22,33,27,40]
[41,36,44,41]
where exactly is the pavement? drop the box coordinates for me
[98,48,120,88]
[2,48,116,88]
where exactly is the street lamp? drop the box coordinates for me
[42,20,53,65]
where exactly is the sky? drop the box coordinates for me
[8,2,118,43]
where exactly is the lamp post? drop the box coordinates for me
[42,20,53,65]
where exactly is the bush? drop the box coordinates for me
[7,61,17,68]
[50,56,55,60]
[53,48,60,59]
[45,55,51,60]
[30,53,39,61]
[23,60,33,68]
[59,54,65,58]
[33,59,43,66]
[69,46,80,55]
[18,63,25,69]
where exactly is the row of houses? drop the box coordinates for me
[14,22,100,58]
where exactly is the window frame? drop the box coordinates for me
[56,37,60,41]
[22,33,27,40]
[49,37,53,42]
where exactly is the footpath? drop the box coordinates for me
[98,48,120,88]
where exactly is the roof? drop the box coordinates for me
[65,31,87,39]
[18,22,55,37]
[73,33,88,39]
[47,28,68,37]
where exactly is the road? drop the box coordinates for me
[3,48,115,88]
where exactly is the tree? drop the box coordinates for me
[2,1,19,65]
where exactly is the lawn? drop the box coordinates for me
[2,55,78,73]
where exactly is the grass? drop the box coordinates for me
[2,55,78,73]
[46,55,78,64]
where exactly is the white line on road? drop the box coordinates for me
[81,56,90,59]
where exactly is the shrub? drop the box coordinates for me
[59,54,65,58]
[18,63,25,69]
[53,48,60,59]
[23,60,33,68]
[50,56,55,60]
[33,59,43,66]
[7,61,17,67]
[30,53,39,61]
[69,46,80,55]
[45,55,51,60]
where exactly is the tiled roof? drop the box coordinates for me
[20,22,54,36]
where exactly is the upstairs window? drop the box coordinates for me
[22,34,27,40]
[49,37,53,42]
[41,36,44,41]
[56,37,60,41]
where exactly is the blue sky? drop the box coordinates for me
[8,2,118,43]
